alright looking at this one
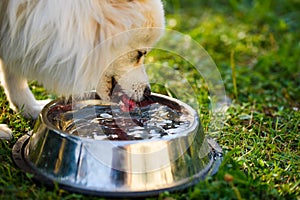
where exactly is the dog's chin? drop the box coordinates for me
[108,77,149,110]
[108,77,136,103]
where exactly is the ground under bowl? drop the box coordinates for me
[13,93,222,197]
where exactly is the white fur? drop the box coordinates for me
[0,0,165,139]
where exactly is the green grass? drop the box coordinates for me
[1,0,299,199]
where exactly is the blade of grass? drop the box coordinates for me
[230,50,238,100]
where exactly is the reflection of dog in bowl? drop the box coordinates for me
[0,0,165,139]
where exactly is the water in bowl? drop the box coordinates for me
[48,100,193,141]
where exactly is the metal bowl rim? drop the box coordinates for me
[40,93,200,144]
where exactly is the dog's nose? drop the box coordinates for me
[143,86,151,97]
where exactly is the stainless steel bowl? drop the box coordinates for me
[13,93,222,197]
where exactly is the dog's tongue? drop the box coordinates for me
[120,95,136,112]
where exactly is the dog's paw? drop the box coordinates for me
[37,99,51,107]
[21,99,51,119]
[0,124,13,140]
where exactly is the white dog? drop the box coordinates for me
[0,0,165,139]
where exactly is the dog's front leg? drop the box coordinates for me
[0,64,48,119]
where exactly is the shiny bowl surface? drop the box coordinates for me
[13,93,222,197]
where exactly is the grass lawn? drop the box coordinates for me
[1,0,299,199]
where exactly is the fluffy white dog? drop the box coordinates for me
[0,0,165,139]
